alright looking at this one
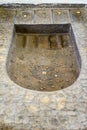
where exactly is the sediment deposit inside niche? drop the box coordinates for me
[8,32,80,91]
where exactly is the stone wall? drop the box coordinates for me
[0,5,87,130]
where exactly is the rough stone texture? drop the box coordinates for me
[0,5,87,130]
[35,9,52,24]
[52,9,70,24]
[16,8,34,24]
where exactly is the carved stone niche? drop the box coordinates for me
[7,24,81,91]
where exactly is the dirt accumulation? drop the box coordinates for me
[8,33,80,91]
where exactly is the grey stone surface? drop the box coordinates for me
[0,5,87,130]
[52,9,70,24]
[16,8,34,24]
[35,9,52,24]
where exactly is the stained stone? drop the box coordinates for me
[27,105,38,113]
[48,118,60,126]
[57,97,66,110]
[40,96,50,104]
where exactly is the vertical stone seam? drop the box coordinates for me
[33,10,36,24]
[51,9,54,24]
[14,9,17,24]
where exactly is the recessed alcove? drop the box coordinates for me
[7,24,81,91]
